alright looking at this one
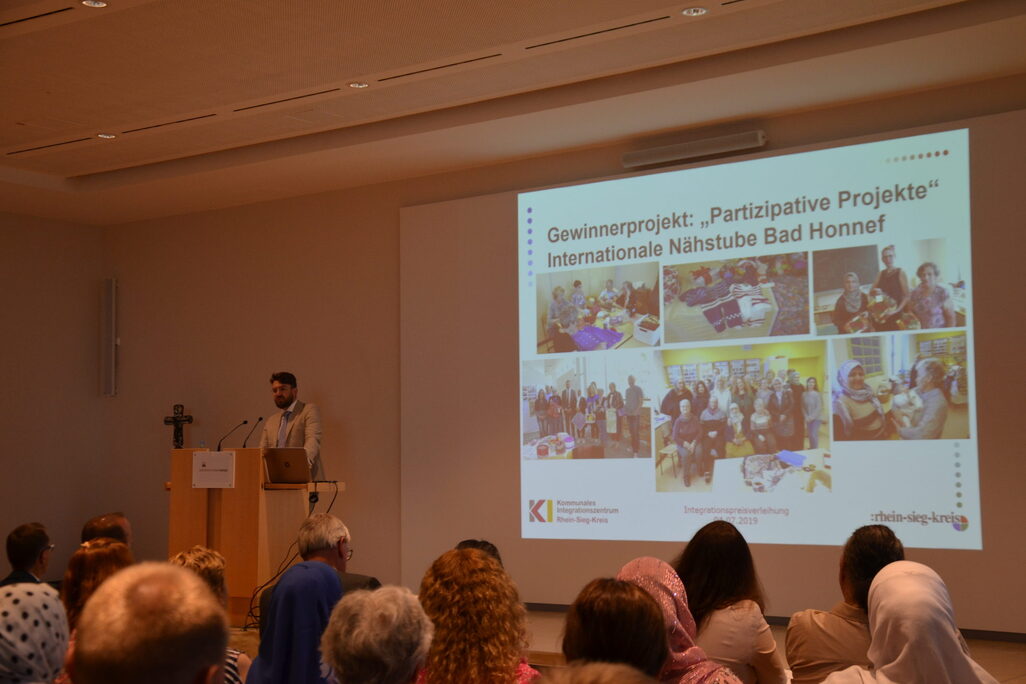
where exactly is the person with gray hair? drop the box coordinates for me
[320,586,433,684]
[259,514,381,634]
[68,562,227,684]
[299,512,351,558]
[250,514,351,684]
[894,357,948,440]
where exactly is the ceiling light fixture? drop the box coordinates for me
[348,81,369,89]
[97,133,116,139]
[81,0,108,7]
[681,7,708,16]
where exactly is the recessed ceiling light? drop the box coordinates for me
[81,0,108,7]
[681,7,708,16]
[97,133,116,139]
[348,81,369,89]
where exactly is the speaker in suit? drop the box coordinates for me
[261,400,323,480]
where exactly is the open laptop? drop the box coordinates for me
[262,447,311,484]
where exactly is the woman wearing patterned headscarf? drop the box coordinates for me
[823,561,996,684]
[0,583,69,683]
[832,360,886,440]
[616,557,742,684]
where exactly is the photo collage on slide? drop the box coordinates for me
[518,129,978,546]
[522,235,972,494]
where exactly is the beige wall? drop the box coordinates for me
[0,214,111,573]
[0,76,1024,631]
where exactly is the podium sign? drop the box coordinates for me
[167,447,344,625]
[192,450,236,488]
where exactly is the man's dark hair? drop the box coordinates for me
[455,539,502,567]
[81,513,129,544]
[270,371,297,387]
[6,523,49,571]
[842,524,905,613]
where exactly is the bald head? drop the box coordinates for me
[71,562,227,684]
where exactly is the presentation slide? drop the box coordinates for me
[517,129,979,549]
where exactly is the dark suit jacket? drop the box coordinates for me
[768,390,795,436]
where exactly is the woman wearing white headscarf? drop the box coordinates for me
[823,561,997,684]
[0,583,69,684]
[832,360,886,441]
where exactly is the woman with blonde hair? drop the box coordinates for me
[169,545,252,684]
[418,548,539,683]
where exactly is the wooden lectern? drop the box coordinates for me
[167,447,343,625]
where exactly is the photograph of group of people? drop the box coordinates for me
[520,353,659,459]
[654,341,830,493]
[831,331,970,441]
[661,252,810,343]
[813,239,967,335]
[536,262,661,354]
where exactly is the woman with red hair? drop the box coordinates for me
[418,548,538,683]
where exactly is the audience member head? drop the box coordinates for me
[840,525,905,614]
[616,557,727,684]
[540,662,658,684]
[562,578,667,677]
[298,514,351,572]
[672,519,764,630]
[862,561,996,684]
[454,539,502,566]
[5,523,51,577]
[169,545,229,605]
[80,512,132,546]
[321,586,433,684]
[70,562,227,684]
[418,548,527,683]
[0,583,69,683]
[61,537,134,630]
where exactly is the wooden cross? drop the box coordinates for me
[163,404,193,449]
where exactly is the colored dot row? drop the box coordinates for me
[885,150,949,162]
[526,206,534,283]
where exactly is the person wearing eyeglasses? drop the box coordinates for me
[251,514,378,684]
[1,522,52,587]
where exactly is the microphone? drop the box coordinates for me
[242,417,264,447]
[216,420,248,451]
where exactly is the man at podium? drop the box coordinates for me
[260,371,323,480]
